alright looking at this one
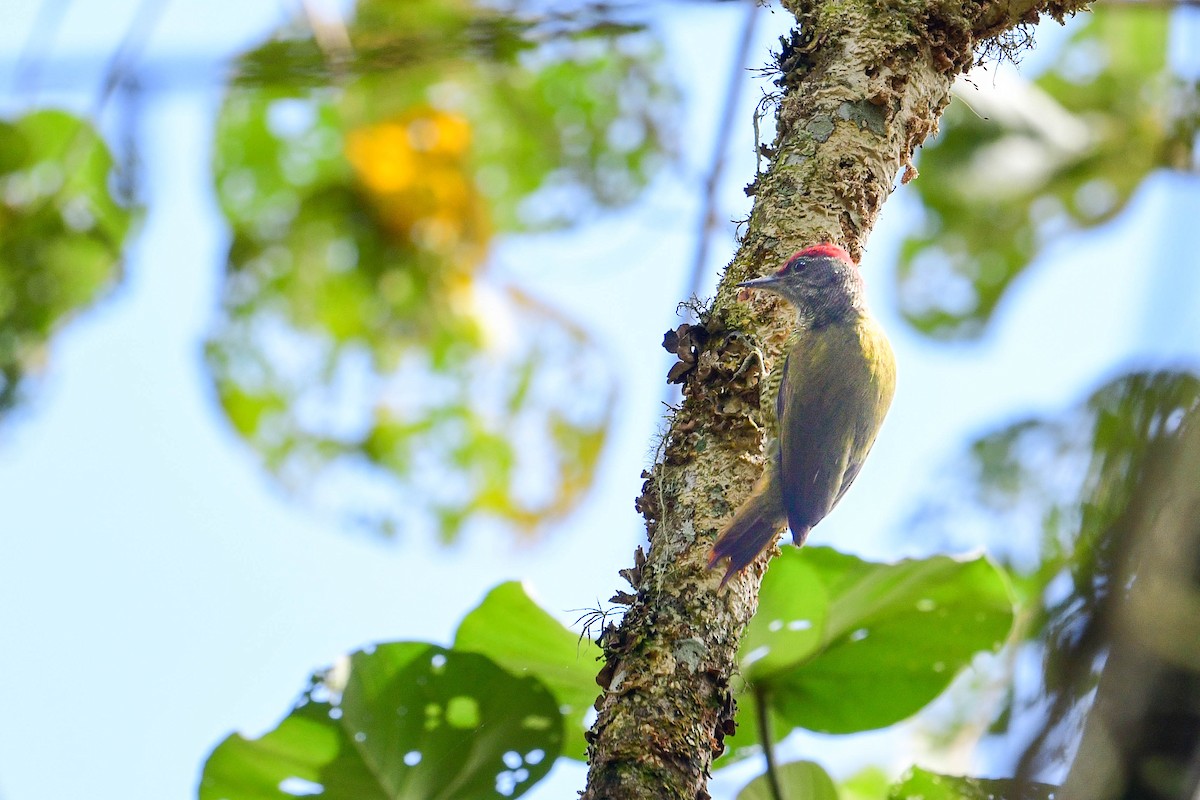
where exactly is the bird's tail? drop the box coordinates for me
[708,473,791,587]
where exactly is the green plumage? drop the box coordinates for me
[709,245,896,586]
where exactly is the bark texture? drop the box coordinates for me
[581,1,1090,798]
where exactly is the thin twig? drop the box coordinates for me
[11,0,72,97]
[23,0,167,218]
[94,0,168,116]
[754,684,785,800]
[682,0,762,311]
[661,0,761,415]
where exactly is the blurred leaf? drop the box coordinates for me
[898,7,1189,338]
[206,272,615,540]
[912,369,1200,613]
[0,110,132,416]
[199,642,563,800]
[217,0,673,236]
[228,1,650,87]
[742,548,1013,735]
[738,761,839,800]
[888,767,1057,800]
[454,581,601,761]
[841,765,893,800]
[466,38,674,230]
[213,89,349,232]
[1051,402,1200,800]
[207,0,673,541]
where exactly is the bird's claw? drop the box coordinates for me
[731,345,765,382]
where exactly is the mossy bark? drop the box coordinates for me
[580,1,1090,798]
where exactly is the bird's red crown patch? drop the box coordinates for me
[774,243,855,275]
[793,243,853,263]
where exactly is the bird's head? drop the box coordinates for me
[737,244,864,323]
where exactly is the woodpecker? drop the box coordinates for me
[708,244,896,586]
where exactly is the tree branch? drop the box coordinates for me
[580,0,1091,797]
[970,0,1086,42]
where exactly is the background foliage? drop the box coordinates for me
[2,0,1198,799]
[206,0,672,540]
[0,110,132,415]
[897,9,1196,337]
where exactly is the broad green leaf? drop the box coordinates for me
[739,555,828,683]
[889,767,1058,800]
[200,643,563,800]
[738,761,839,800]
[747,548,1014,734]
[454,581,601,761]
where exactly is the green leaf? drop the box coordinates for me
[454,581,601,761]
[738,761,840,800]
[199,642,563,799]
[739,554,829,683]
[746,548,1014,734]
[888,767,1058,800]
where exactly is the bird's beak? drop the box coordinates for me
[736,274,783,291]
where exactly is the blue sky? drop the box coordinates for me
[1,2,1198,799]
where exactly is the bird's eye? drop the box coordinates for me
[777,256,807,276]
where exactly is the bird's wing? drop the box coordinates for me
[776,328,859,535]
[777,321,894,536]
[833,459,865,506]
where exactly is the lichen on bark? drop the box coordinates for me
[580,0,1090,797]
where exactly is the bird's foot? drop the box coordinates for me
[731,342,765,382]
